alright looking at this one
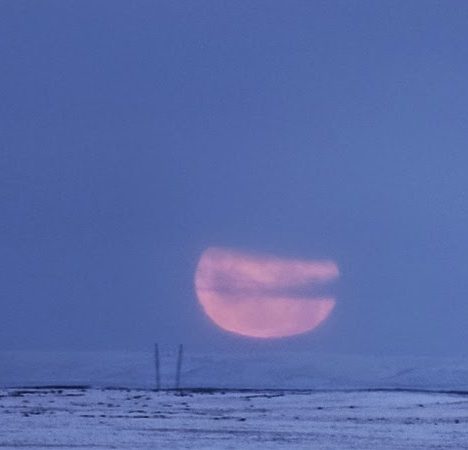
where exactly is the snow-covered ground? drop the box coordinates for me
[1,387,467,449]
[1,351,467,448]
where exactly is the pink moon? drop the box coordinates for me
[194,247,339,339]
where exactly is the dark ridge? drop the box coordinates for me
[107,386,468,396]
[2,385,468,397]
[363,387,468,396]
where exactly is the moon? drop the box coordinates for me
[194,247,339,338]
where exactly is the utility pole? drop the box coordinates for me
[175,344,183,390]
[154,343,161,391]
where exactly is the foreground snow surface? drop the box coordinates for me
[1,387,467,449]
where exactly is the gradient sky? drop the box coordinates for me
[1,1,468,355]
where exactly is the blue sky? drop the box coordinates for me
[1,1,468,355]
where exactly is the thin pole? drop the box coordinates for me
[175,344,183,390]
[154,343,161,391]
